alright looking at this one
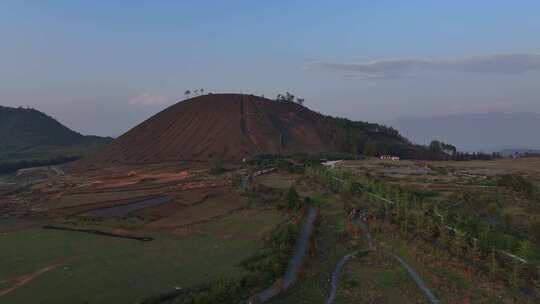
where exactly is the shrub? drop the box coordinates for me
[529,216,540,242]
[209,160,226,175]
[497,174,534,196]
[286,187,302,210]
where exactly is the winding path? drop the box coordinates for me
[325,251,359,304]
[389,253,440,304]
[325,212,440,304]
[250,206,318,303]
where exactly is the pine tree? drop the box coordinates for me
[439,224,451,250]
[470,238,480,264]
[489,247,498,278]
[509,262,521,289]
[287,187,301,210]
[453,230,465,257]
[516,240,533,260]
[415,212,422,236]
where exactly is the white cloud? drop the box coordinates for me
[129,93,169,106]
[309,53,540,79]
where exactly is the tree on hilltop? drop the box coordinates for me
[276,92,305,104]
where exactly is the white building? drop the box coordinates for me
[380,155,400,161]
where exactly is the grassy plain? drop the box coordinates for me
[0,223,261,303]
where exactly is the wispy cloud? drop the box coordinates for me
[309,53,540,79]
[129,93,169,106]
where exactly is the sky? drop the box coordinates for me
[1,0,539,137]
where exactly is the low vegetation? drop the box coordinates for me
[305,161,540,301]
[3,153,540,303]
[142,218,302,304]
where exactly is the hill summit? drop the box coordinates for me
[84,94,427,165]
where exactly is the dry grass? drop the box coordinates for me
[425,157,540,175]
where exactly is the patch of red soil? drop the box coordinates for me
[91,171,191,190]
[143,171,190,183]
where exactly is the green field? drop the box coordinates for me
[0,220,268,303]
[197,208,286,239]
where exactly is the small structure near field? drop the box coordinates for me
[380,155,400,161]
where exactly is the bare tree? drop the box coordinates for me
[194,89,199,96]
[184,90,191,98]
[296,97,305,106]
[200,88,204,95]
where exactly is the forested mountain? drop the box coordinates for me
[0,105,110,148]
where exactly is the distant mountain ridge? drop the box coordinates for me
[0,105,110,148]
[388,112,540,152]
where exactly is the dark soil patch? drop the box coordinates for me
[81,196,171,217]
[42,225,154,241]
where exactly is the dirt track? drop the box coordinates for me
[0,261,64,297]
[325,251,360,304]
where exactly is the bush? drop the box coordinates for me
[530,216,540,242]
[143,221,301,304]
[240,222,300,283]
[209,160,226,175]
[497,174,534,196]
[286,187,302,210]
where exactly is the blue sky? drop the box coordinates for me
[1,1,539,136]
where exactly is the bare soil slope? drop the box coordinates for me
[80,93,427,167]
[82,94,339,166]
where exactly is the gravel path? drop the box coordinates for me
[325,251,358,304]
[325,210,439,304]
[283,206,318,288]
[251,206,318,303]
[390,253,440,304]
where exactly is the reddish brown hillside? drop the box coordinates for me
[82,94,336,166]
